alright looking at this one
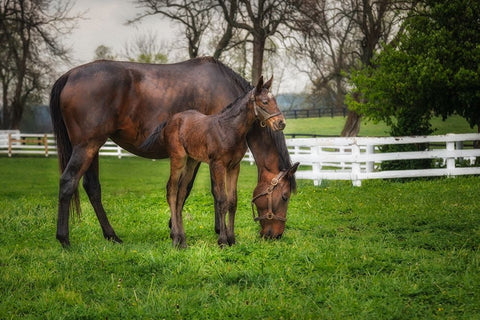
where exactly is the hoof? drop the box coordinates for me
[218,236,235,248]
[56,234,70,248]
[227,237,236,246]
[106,234,123,244]
[171,233,187,249]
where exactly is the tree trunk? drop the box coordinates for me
[341,91,362,136]
[10,99,23,129]
[341,110,362,137]
[251,35,265,84]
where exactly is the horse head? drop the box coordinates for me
[252,162,299,239]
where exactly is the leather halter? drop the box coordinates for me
[251,170,288,222]
[250,94,282,127]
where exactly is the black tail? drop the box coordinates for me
[49,73,81,217]
[140,121,167,151]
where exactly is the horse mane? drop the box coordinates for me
[267,127,297,192]
[193,56,253,93]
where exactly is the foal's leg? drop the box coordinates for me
[56,146,97,247]
[82,153,122,243]
[175,158,200,215]
[209,162,229,247]
[226,164,240,245]
[167,156,187,248]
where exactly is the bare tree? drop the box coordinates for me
[0,0,77,129]
[218,0,298,83]
[293,0,357,119]
[293,0,415,136]
[133,0,297,83]
[132,0,221,59]
[123,31,168,63]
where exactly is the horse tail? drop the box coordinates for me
[49,73,81,217]
[140,121,167,151]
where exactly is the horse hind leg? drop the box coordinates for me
[56,146,97,247]
[167,157,188,248]
[82,153,122,243]
[226,165,240,246]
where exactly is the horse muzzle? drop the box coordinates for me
[274,118,286,131]
[260,224,285,239]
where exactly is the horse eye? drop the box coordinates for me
[282,194,289,201]
[262,100,268,105]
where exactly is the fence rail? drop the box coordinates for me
[0,130,134,158]
[282,108,346,119]
[1,131,479,186]
[286,134,480,186]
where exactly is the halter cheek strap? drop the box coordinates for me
[250,94,282,127]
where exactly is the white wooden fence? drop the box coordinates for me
[0,130,134,158]
[287,133,480,186]
[1,131,479,186]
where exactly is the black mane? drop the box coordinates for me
[196,56,253,93]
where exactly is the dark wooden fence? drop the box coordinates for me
[282,108,347,119]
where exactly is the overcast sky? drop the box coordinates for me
[63,0,307,93]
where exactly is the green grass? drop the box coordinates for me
[1,156,479,319]
[284,115,478,136]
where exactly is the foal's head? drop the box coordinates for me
[250,76,286,131]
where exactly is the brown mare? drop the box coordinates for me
[49,57,297,247]
[144,76,287,247]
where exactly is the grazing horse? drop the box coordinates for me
[49,57,297,247]
[145,76,285,247]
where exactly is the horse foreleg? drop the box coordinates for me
[167,157,187,248]
[56,146,96,247]
[83,154,122,243]
[226,165,240,245]
[210,162,229,247]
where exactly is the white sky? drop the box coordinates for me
[63,0,308,93]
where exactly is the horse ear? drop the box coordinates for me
[286,162,300,179]
[255,75,264,94]
[263,75,273,90]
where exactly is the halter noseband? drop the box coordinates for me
[251,170,288,222]
[250,94,282,127]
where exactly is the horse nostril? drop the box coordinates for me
[277,120,286,130]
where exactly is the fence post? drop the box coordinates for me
[366,144,375,173]
[312,145,322,186]
[117,144,122,159]
[8,133,12,157]
[43,134,48,157]
[446,138,455,176]
[351,143,362,186]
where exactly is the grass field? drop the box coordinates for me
[284,115,478,136]
[1,155,479,319]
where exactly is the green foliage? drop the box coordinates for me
[1,157,480,318]
[347,0,480,132]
